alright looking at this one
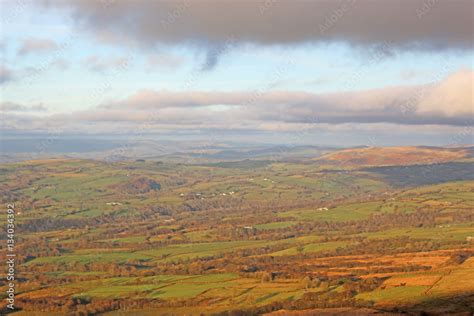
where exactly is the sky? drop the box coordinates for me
[0,0,473,146]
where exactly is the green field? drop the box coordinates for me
[2,155,473,315]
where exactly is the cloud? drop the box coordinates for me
[44,0,473,51]
[417,69,474,116]
[147,53,184,69]
[0,65,14,84]
[21,58,70,83]
[84,55,132,73]
[0,101,48,112]
[93,68,473,127]
[399,70,419,80]
[200,41,235,71]
[200,48,221,72]
[305,77,331,86]
[3,69,471,135]
[18,38,58,55]
[51,58,69,70]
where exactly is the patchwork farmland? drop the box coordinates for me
[0,146,473,315]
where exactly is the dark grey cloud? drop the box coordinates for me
[201,47,222,72]
[43,0,473,50]
[200,40,236,71]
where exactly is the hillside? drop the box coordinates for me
[1,149,473,315]
[112,176,162,194]
[314,146,471,167]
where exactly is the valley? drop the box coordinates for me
[0,146,473,315]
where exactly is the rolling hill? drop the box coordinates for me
[314,146,471,167]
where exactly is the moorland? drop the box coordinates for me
[0,145,473,315]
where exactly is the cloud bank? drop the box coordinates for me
[94,69,472,126]
[2,69,472,134]
[44,0,473,50]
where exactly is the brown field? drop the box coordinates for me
[265,308,405,315]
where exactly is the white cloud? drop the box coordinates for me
[417,68,473,116]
